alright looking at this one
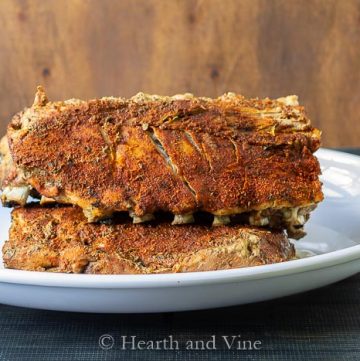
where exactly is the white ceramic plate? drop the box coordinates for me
[0,148,360,313]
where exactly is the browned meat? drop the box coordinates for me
[3,87,323,237]
[0,136,11,188]
[2,206,295,274]
[0,136,43,206]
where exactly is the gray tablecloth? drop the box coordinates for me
[0,148,359,361]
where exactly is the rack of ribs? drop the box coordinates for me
[1,87,323,238]
[2,206,295,274]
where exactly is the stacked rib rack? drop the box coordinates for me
[0,87,323,274]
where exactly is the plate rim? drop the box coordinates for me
[1,244,359,289]
[317,147,360,162]
[0,148,360,289]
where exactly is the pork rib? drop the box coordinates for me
[3,206,295,274]
[2,87,323,237]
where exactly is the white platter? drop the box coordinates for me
[0,148,359,313]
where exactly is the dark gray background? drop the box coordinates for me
[0,274,359,361]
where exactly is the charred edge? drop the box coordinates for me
[145,128,197,200]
